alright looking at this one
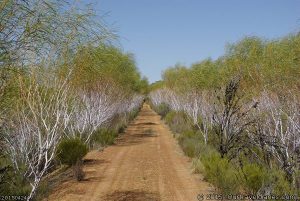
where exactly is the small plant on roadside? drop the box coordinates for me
[56,138,88,166]
[56,138,88,181]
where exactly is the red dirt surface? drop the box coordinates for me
[46,104,214,201]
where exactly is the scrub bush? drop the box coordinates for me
[201,152,240,194]
[241,163,268,194]
[56,138,88,166]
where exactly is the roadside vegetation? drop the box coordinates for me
[149,33,300,198]
[0,0,147,200]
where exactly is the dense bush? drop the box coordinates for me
[201,152,240,194]
[267,169,296,196]
[149,32,300,197]
[241,163,269,194]
[0,166,31,196]
[56,138,88,166]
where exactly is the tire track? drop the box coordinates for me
[47,104,214,201]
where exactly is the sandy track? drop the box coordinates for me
[47,104,214,201]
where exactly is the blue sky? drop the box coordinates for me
[92,0,300,83]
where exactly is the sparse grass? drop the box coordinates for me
[91,128,118,147]
[192,157,204,174]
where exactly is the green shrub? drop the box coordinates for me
[0,170,31,196]
[165,111,177,125]
[192,143,217,173]
[91,128,117,146]
[165,111,192,133]
[178,130,211,158]
[56,138,88,166]
[192,157,204,174]
[128,108,140,120]
[177,131,201,157]
[0,156,31,196]
[267,169,296,196]
[156,103,170,118]
[201,152,240,194]
[180,137,200,158]
[207,126,220,149]
[241,163,268,194]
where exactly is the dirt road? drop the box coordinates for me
[47,104,214,201]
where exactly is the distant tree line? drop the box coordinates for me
[150,33,300,196]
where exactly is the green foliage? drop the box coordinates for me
[35,181,50,201]
[0,158,31,196]
[160,33,300,94]
[179,137,201,158]
[165,111,192,134]
[267,169,296,196]
[155,103,170,119]
[177,131,198,157]
[190,59,223,90]
[56,138,88,166]
[149,80,164,91]
[241,163,269,194]
[137,77,150,95]
[201,152,240,194]
[151,32,300,196]
[90,128,118,146]
[128,108,140,121]
[192,157,205,174]
[65,44,147,94]
[164,111,176,125]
